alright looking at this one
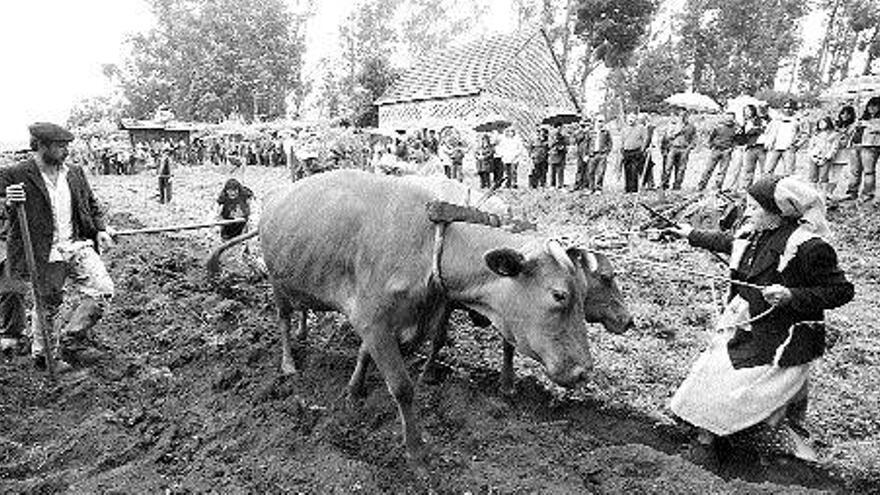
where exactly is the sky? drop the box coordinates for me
[0,0,829,150]
[0,0,153,149]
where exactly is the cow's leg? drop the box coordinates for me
[499,340,515,395]
[277,301,298,375]
[366,328,424,461]
[347,341,372,399]
[419,308,452,385]
[295,309,309,342]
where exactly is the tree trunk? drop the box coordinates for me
[863,25,880,75]
[819,0,842,84]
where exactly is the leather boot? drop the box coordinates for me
[61,297,104,345]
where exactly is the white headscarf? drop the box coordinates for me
[773,176,832,238]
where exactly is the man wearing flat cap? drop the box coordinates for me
[0,122,115,371]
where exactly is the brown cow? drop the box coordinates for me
[421,248,634,393]
[256,170,593,460]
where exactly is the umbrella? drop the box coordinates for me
[361,127,400,139]
[541,108,580,126]
[819,74,880,101]
[474,115,512,133]
[724,95,767,117]
[664,91,721,113]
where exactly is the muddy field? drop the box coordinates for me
[1,165,878,494]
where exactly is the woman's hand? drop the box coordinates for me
[662,223,694,239]
[762,284,792,306]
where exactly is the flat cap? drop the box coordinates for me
[28,122,74,143]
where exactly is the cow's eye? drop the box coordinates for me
[551,290,568,304]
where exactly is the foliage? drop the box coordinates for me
[336,0,401,125]
[610,44,687,113]
[350,57,401,127]
[398,0,486,62]
[679,0,807,100]
[67,95,125,130]
[573,0,658,69]
[118,0,308,122]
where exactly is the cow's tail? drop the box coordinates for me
[205,230,260,276]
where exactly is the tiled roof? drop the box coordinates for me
[375,30,537,106]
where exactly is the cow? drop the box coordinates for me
[229,169,594,461]
[420,247,634,393]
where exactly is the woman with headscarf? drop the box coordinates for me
[842,96,880,203]
[665,175,854,461]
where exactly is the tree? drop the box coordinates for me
[572,0,657,116]
[118,0,309,122]
[398,0,486,62]
[678,0,807,99]
[336,0,401,126]
[67,95,125,129]
[612,45,687,113]
[573,0,657,71]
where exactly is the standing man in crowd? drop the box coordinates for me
[763,99,805,176]
[0,123,115,371]
[548,125,568,189]
[158,148,173,203]
[582,115,613,193]
[529,127,549,188]
[641,114,659,190]
[620,113,649,193]
[572,119,591,191]
[697,111,738,191]
[661,109,697,191]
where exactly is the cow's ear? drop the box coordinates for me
[566,247,599,273]
[485,248,525,277]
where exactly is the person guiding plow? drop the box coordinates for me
[0,123,115,373]
[663,175,854,462]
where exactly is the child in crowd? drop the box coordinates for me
[806,117,841,199]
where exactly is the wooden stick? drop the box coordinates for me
[16,203,54,379]
[113,218,245,237]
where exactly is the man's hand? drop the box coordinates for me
[96,230,114,251]
[762,284,792,306]
[5,184,25,205]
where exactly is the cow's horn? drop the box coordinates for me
[585,250,599,272]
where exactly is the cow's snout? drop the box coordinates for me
[623,316,636,332]
[547,361,592,388]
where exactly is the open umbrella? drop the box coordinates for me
[361,127,400,139]
[541,107,580,126]
[664,91,721,113]
[474,115,512,133]
[819,74,880,101]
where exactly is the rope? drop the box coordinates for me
[600,251,765,290]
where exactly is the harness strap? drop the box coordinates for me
[430,222,447,292]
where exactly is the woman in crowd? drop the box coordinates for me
[665,175,854,462]
[737,104,767,190]
[842,96,880,203]
[805,117,841,200]
[830,105,858,204]
[475,133,494,189]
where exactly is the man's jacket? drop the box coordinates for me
[0,158,105,278]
